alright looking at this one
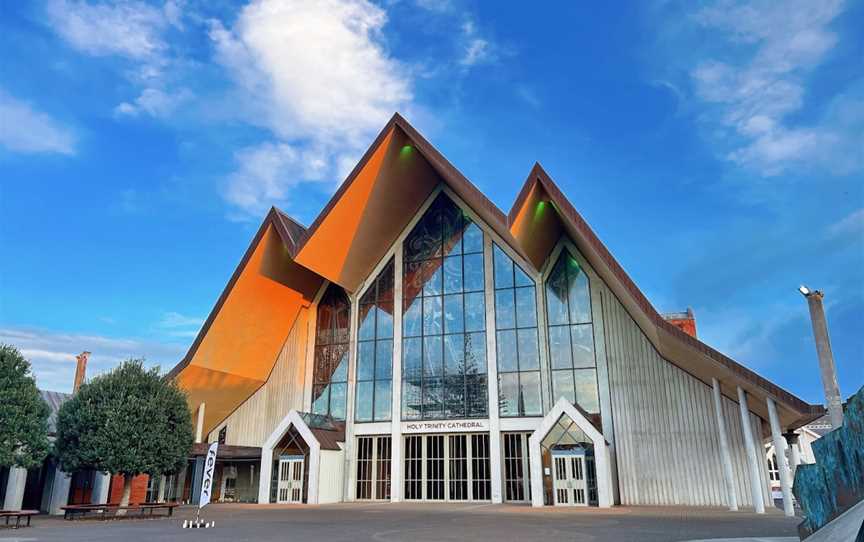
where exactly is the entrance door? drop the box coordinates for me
[277,457,304,504]
[551,450,588,506]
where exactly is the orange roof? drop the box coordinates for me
[170,113,823,435]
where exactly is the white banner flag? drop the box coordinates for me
[199,442,218,509]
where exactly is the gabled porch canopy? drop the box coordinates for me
[529,398,614,507]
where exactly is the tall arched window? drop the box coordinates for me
[312,284,350,420]
[493,244,542,417]
[544,250,600,414]
[402,193,487,420]
[356,259,395,422]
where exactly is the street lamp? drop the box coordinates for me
[798,285,844,428]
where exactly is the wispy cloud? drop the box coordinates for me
[656,0,862,177]
[0,90,76,155]
[156,311,203,338]
[209,0,412,219]
[827,208,864,238]
[459,19,492,67]
[0,327,187,392]
[46,0,191,119]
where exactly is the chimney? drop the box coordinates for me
[73,351,90,394]
[663,308,697,338]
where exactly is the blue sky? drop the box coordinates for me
[1,0,861,406]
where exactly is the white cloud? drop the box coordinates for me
[158,311,203,329]
[210,0,412,218]
[828,208,864,238]
[459,19,492,67]
[0,327,187,392]
[46,0,190,119]
[46,0,169,59]
[677,0,862,176]
[0,90,76,155]
[414,0,452,13]
[114,87,192,117]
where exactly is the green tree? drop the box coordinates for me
[55,359,193,507]
[0,344,50,469]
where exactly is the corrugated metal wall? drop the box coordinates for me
[210,308,310,446]
[600,287,772,507]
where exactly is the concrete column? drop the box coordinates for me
[804,291,844,429]
[736,387,765,514]
[190,456,205,505]
[784,432,801,476]
[711,378,739,511]
[483,233,503,504]
[390,242,404,502]
[2,466,27,511]
[342,292,360,503]
[767,397,795,516]
[156,474,167,502]
[195,403,206,443]
[48,469,71,515]
[91,472,111,504]
[175,464,188,503]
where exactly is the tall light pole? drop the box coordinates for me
[798,286,844,428]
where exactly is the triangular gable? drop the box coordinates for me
[508,163,823,429]
[168,209,323,434]
[293,113,531,293]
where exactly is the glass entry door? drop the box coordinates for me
[551,450,588,506]
[403,433,491,501]
[277,456,304,504]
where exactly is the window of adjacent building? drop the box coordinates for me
[312,284,350,420]
[356,259,395,422]
[402,192,487,420]
[493,244,542,417]
[544,250,600,414]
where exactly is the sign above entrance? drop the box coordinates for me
[402,419,490,434]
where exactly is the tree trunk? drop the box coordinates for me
[117,473,133,515]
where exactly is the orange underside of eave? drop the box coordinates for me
[509,181,563,270]
[294,129,395,287]
[177,224,316,432]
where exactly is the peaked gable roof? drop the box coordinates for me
[171,113,822,435]
[508,163,824,429]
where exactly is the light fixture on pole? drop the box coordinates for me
[798,285,844,429]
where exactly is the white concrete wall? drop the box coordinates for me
[317,449,345,504]
[600,285,772,507]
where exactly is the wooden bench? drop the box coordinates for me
[61,503,118,520]
[61,502,180,520]
[138,502,180,517]
[0,510,39,529]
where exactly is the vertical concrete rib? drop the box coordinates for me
[767,397,794,516]
[737,387,765,513]
[712,378,739,510]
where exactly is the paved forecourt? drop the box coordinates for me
[0,503,800,542]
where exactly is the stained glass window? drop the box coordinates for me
[544,251,600,414]
[356,259,395,422]
[402,193,487,420]
[493,244,542,417]
[312,284,350,420]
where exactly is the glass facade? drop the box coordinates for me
[312,284,350,420]
[544,250,600,414]
[356,259,395,422]
[493,244,542,417]
[402,193,487,420]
